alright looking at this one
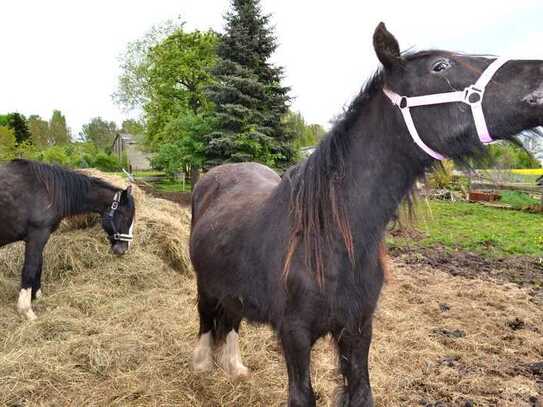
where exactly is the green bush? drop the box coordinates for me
[427,160,455,189]
[10,142,122,172]
[93,151,121,172]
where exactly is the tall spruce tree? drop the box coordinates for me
[7,113,31,144]
[205,0,293,168]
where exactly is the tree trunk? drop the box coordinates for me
[190,166,201,187]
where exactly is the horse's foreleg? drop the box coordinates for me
[18,229,49,321]
[280,324,316,407]
[334,320,374,407]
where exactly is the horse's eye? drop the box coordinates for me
[432,59,451,73]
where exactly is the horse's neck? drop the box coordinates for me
[341,97,428,253]
[71,181,116,217]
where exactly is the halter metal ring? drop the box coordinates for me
[464,86,483,105]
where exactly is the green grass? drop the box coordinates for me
[154,179,192,193]
[499,191,540,209]
[111,170,165,178]
[388,201,543,257]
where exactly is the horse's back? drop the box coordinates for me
[190,163,281,276]
[191,162,280,225]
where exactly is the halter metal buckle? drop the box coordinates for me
[464,85,483,105]
[111,201,119,210]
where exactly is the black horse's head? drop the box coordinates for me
[101,186,136,256]
[374,22,543,161]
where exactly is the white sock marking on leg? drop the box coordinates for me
[17,288,37,321]
[193,332,213,372]
[218,330,249,378]
[35,289,42,299]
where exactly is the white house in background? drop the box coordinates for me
[111,133,152,171]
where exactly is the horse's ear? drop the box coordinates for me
[373,22,400,69]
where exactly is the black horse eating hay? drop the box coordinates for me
[0,159,135,320]
[190,23,543,406]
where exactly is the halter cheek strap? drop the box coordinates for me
[383,57,509,160]
[105,191,133,243]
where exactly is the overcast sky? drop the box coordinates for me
[1,0,542,135]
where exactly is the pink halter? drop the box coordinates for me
[383,57,509,160]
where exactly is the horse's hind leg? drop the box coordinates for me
[193,291,217,372]
[18,229,49,321]
[215,299,249,378]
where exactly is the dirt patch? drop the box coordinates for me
[389,245,543,304]
[136,181,192,207]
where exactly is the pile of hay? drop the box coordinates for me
[0,171,541,406]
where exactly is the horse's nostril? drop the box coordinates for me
[523,93,543,106]
[112,245,127,256]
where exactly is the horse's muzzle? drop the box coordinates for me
[112,242,128,256]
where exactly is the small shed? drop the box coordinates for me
[111,133,152,172]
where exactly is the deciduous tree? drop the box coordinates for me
[49,110,70,145]
[80,117,118,150]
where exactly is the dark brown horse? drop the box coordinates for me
[0,159,135,320]
[190,23,543,406]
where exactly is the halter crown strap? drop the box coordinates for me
[383,57,509,160]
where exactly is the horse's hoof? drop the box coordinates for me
[18,308,37,321]
[193,357,213,372]
[17,288,37,321]
[228,363,250,380]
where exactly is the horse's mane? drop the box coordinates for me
[283,70,386,286]
[10,159,116,217]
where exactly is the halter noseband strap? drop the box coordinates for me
[383,57,509,160]
[105,191,133,243]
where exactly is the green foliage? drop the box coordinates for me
[499,191,540,209]
[80,117,118,150]
[205,0,293,168]
[479,142,541,169]
[427,160,455,189]
[0,126,16,160]
[20,142,121,171]
[113,20,183,110]
[28,115,49,147]
[115,22,219,179]
[151,111,213,177]
[93,151,122,172]
[121,119,145,136]
[7,113,31,144]
[49,110,70,145]
[0,115,8,127]
[282,111,326,150]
